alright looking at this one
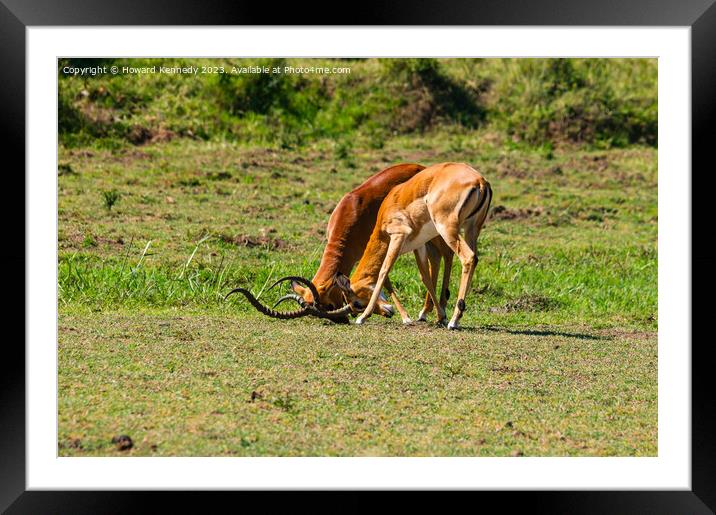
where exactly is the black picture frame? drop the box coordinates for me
[3,1,714,512]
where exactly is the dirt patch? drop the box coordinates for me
[494,161,528,178]
[490,365,538,374]
[128,125,176,145]
[95,235,127,248]
[565,153,610,173]
[78,100,117,126]
[59,437,83,450]
[59,231,127,251]
[490,205,545,221]
[178,177,203,187]
[106,149,150,164]
[58,163,76,176]
[150,127,176,144]
[597,329,656,341]
[207,171,233,181]
[582,206,618,223]
[219,233,291,250]
[112,434,133,451]
[564,152,654,187]
[234,148,317,172]
[372,150,432,166]
[490,294,560,313]
[68,149,96,158]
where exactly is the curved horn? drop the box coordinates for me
[225,288,310,319]
[272,293,307,309]
[304,302,355,323]
[268,276,321,306]
[321,303,356,317]
[306,308,351,324]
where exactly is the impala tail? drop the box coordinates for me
[460,180,492,224]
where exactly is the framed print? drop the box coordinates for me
[4,0,715,512]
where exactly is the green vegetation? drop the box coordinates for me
[58,58,657,456]
[59,58,656,150]
[101,189,120,211]
[58,137,656,329]
[59,313,656,457]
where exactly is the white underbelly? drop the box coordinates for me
[402,220,438,253]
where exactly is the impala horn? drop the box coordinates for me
[225,288,311,319]
[320,303,355,318]
[272,293,355,320]
[226,287,353,323]
[268,276,321,306]
[303,302,354,324]
[272,293,307,309]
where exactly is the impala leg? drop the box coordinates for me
[449,239,476,330]
[384,277,413,325]
[416,243,440,321]
[446,189,492,328]
[435,222,477,330]
[415,245,445,323]
[355,233,407,325]
[448,192,492,329]
[439,248,454,313]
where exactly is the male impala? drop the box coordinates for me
[226,163,453,323]
[339,162,492,329]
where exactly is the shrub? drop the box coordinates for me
[102,189,120,211]
[489,58,656,147]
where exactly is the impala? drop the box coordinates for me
[336,162,492,330]
[226,163,453,323]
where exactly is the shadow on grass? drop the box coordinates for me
[459,325,611,341]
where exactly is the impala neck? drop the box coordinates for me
[311,237,348,290]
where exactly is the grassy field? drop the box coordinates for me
[57,134,657,456]
[59,313,655,457]
[58,57,657,456]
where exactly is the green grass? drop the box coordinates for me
[59,312,656,457]
[58,133,657,456]
[57,57,657,456]
[58,136,656,329]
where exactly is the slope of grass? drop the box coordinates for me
[58,58,657,150]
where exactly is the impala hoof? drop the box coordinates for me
[402,318,414,326]
[355,316,366,325]
[447,320,460,330]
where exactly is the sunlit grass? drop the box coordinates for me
[57,134,657,456]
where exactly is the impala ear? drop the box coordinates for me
[333,272,353,293]
[333,273,363,309]
[291,281,305,295]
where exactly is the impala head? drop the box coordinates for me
[289,275,344,311]
[332,276,396,318]
[281,272,398,318]
[286,272,366,313]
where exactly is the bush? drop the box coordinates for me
[381,58,485,132]
[212,59,294,115]
[489,59,656,147]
